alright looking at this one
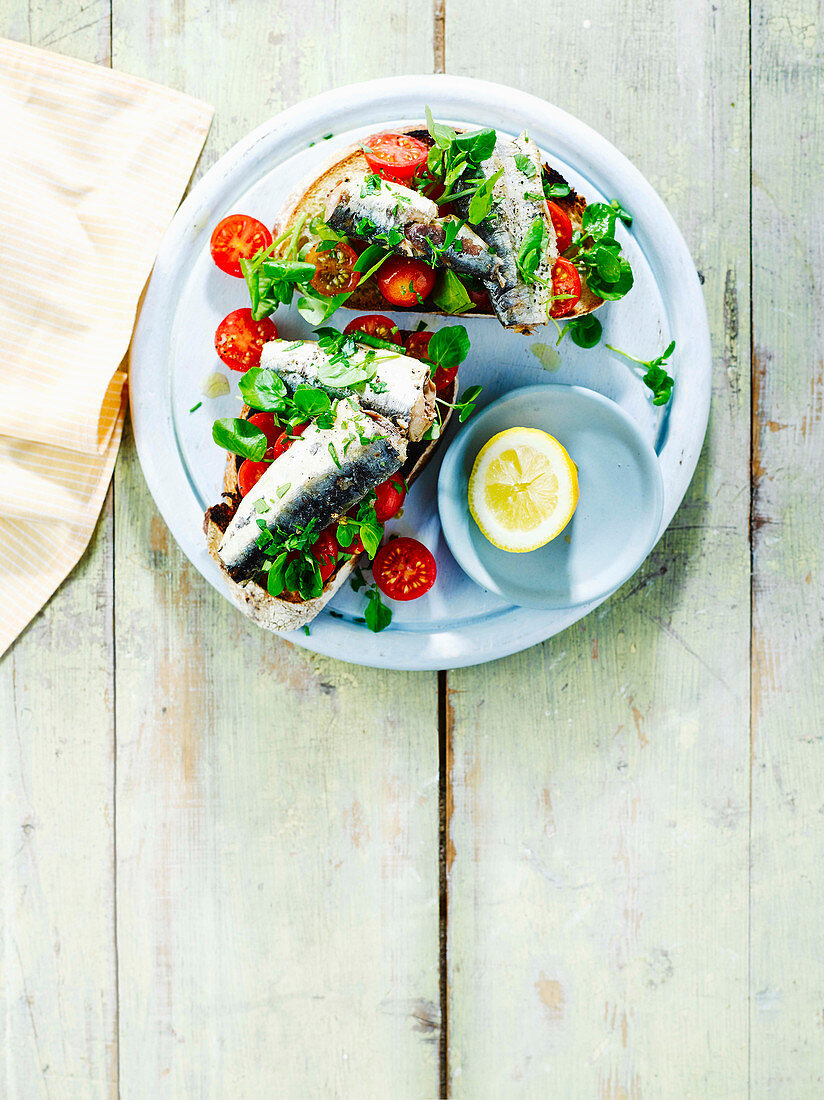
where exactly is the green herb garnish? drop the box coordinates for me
[364,585,392,633]
[211,417,267,461]
[605,340,676,405]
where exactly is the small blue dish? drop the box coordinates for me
[437,384,665,610]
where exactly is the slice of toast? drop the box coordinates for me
[274,123,603,322]
[204,374,457,633]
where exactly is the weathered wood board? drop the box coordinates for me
[2,0,824,1096]
[0,5,118,1100]
[750,1,824,1094]
[110,3,441,1097]
[444,1,753,1095]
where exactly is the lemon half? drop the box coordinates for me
[468,427,579,552]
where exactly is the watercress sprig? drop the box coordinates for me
[336,495,384,560]
[606,340,676,405]
[363,584,392,633]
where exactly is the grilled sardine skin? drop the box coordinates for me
[260,339,435,441]
[325,176,503,283]
[217,399,406,583]
[455,132,557,327]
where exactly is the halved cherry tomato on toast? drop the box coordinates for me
[404,331,458,392]
[363,132,429,182]
[549,258,582,318]
[373,537,437,601]
[546,201,573,254]
[247,411,283,450]
[210,215,272,278]
[269,421,309,460]
[343,314,403,344]
[374,476,407,523]
[215,308,278,371]
[466,279,491,312]
[377,257,436,308]
[306,241,360,296]
[237,457,272,497]
[312,528,340,584]
[403,330,432,361]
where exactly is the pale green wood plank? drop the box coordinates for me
[750,3,824,1093]
[444,2,751,1095]
[0,8,117,1099]
[111,4,440,1096]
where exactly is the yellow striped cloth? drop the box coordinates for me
[0,38,212,657]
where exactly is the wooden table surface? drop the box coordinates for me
[2,1,822,1097]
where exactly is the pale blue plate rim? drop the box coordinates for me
[437,384,665,610]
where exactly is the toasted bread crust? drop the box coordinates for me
[274,122,603,322]
[204,375,456,633]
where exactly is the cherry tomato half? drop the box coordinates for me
[363,132,429,182]
[343,314,403,344]
[215,308,278,371]
[404,331,458,392]
[466,280,491,312]
[269,421,309,460]
[238,457,271,497]
[374,477,407,523]
[377,257,437,308]
[373,537,437,601]
[210,214,272,278]
[546,201,573,254]
[306,241,360,297]
[404,330,432,361]
[312,528,340,584]
[549,258,582,318]
[247,411,283,450]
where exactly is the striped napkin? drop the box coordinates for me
[0,38,212,657]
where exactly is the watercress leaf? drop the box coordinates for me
[238,368,287,411]
[467,166,505,225]
[212,417,267,461]
[359,523,381,560]
[453,127,497,165]
[261,259,316,283]
[587,258,634,301]
[427,325,471,369]
[609,199,633,226]
[513,152,537,178]
[459,384,483,404]
[516,217,547,284]
[267,552,288,596]
[293,385,331,419]
[643,363,674,405]
[593,246,622,283]
[581,202,618,241]
[353,243,392,279]
[568,315,603,349]
[297,290,349,325]
[364,587,392,633]
[425,105,455,150]
[662,340,676,360]
[543,179,571,199]
[284,558,301,593]
[432,270,475,315]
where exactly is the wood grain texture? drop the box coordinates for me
[0,6,117,1099]
[110,3,440,1096]
[443,1,752,1095]
[750,1,824,1093]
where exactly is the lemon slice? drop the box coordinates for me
[468,427,579,552]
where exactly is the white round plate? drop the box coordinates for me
[130,75,711,671]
